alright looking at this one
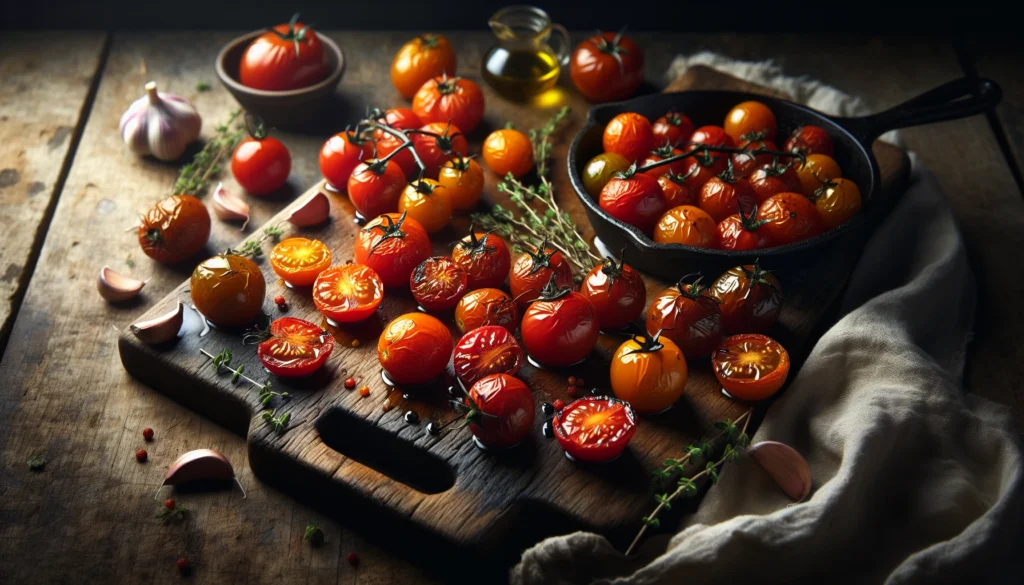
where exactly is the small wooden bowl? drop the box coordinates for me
[215,30,345,131]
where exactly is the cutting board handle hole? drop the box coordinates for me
[315,408,455,494]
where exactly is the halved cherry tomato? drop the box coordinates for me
[640,143,687,178]
[553,396,636,462]
[257,317,335,378]
[232,131,291,196]
[520,282,599,367]
[398,178,452,234]
[452,231,511,290]
[681,151,728,191]
[354,212,432,287]
[724,101,777,143]
[603,112,654,163]
[313,264,384,324]
[464,374,535,449]
[749,158,802,203]
[610,332,687,414]
[689,125,735,149]
[453,326,523,386]
[646,275,723,359]
[269,238,331,287]
[410,256,468,312]
[731,134,778,178]
[410,122,469,178]
[653,205,717,248]
[509,246,574,308]
[319,130,373,191]
[413,76,485,134]
[812,178,861,229]
[784,125,834,157]
[239,17,328,91]
[391,34,456,99]
[657,172,696,207]
[581,152,630,197]
[756,192,823,245]
[438,156,484,210]
[652,112,693,147]
[699,166,757,223]
[190,254,265,328]
[710,263,783,334]
[375,132,418,179]
[795,153,842,198]
[454,288,518,334]
[580,257,646,331]
[599,171,667,235]
[483,128,534,178]
[347,158,407,220]
[717,207,772,251]
[569,31,644,103]
[712,333,790,401]
[138,194,210,264]
[378,312,452,386]
[373,107,422,140]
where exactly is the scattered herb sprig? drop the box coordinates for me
[199,348,287,409]
[230,224,285,258]
[156,504,188,524]
[263,410,290,434]
[173,109,245,196]
[28,453,46,471]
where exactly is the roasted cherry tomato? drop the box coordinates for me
[378,312,453,386]
[438,156,484,210]
[699,166,757,223]
[452,230,511,290]
[373,107,422,139]
[785,125,834,157]
[603,112,654,163]
[610,332,688,414]
[508,246,574,308]
[453,326,523,386]
[312,264,384,324]
[749,158,803,203]
[653,205,717,248]
[569,31,644,103]
[410,122,469,178]
[354,212,432,287]
[724,101,777,143]
[599,171,667,235]
[652,112,694,148]
[410,256,468,312]
[812,178,862,229]
[657,172,697,207]
[412,76,485,134]
[681,150,729,191]
[319,130,373,191]
[710,263,783,334]
[581,152,630,197]
[398,178,452,234]
[553,396,636,462]
[454,288,518,334]
[257,317,334,378]
[190,254,266,328]
[138,194,210,264]
[465,374,535,449]
[580,257,646,331]
[269,237,331,287]
[375,132,418,179]
[689,125,735,149]
[390,33,457,99]
[239,16,328,91]
[640,143,687,178]
[717,206,772,251]
[731,134,779,178]
[347,158,407,220]
[646,275,723,359]
[795,153,842,198]
[232,127,291,196]
[520,281,599,368]
[712,333,790,401]
[483,128,534,178]
[756,192,823,245]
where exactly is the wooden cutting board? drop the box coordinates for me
[118,66,909,569]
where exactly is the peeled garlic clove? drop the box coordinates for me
[130,302,184,344]
[212,182,250,229]
[163,449,235,485]
[98,265,146,302]
[749,441,812,502]
[288,191,330,227]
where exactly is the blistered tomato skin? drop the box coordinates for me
[454,288,518,334]
[410,256,468,312]
[610,335,688,414]
[553,397,636,462]
[580,259,646,331]
[377,313,453,386]
[645,279,723,359]
[319,132,373,192]
[257,317,335,378]
[710,264,783,334]
[451,232,512,290]
[602,113,654,163]
[453,326,523,386]
[138,194,211,264]
[653,205,718,248]
[756,192,823,245]
[354,213,432,288]
[508,248,574,308]
[190,254,266,328]
[466,374,535,449]
[520,291,599,368]
[313,264,384,323]
[599,173,667,235]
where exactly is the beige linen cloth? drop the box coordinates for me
[512,54,1024,584]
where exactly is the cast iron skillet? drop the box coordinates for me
[567,77,1002,279]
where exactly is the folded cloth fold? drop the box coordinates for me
[511,55,1023,585]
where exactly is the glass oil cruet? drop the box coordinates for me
[482,5,571,101]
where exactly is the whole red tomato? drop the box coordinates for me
[375,133,417,179]
[378,313,452,385]
[452,230,511,290]
[464,374,535,449]
[453,326,523,386]
[520,280,600,368]
[319,130,373,191]
[641,144,687,177]
[717,206,773,251]
[354,212,432,287]
[698,165,757,223]
[232,123,291,196]
[756,192,823,245]
[239,15,328,91]
[709,263,783,334]
[657,172,696,207]
[412,76,485,134]
[580,257,646,331]
[645,275,723,359]
[603,112,654,163]
[257,317,334,378]
[410,256,468,312]
[681,150,729,191]
[652,112,693,147]
[508,246,574,308]
[137,194,210,264]
[410,122,470,178]
[599,171,667,235]
[785,125,834,157]
[749,158,802,203]
[732,134,779,178]
[347,159,406,219]
[569,31,644,103]
[689,125,735,149]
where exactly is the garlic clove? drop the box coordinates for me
[749,440,812,502]
[212,182,250,229]
[98,265,147,302]
[130,302,184,345]
[163,448,235,485]
[288,191,331,227]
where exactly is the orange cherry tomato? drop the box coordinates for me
[732,135,779,178]
[569,31,644,103]
[712,333,790,401]
[724,101,777,143]
[377,313,452,386]
[603,112,654,163]
[412,76,485,134]
[454,288,518,334]
[508,246,574,308]
[438,156,484,210]
[313,264,384,324]
[269,238,331,287]
[398,178,452,234]
[239,17,328,91]
[390,34,456,99]
[319,130,373,191]
[580,257,646,331]
[610,333,688,414]
[452,231,511,290]
[190,254,265,328]
[599,171,667,235]
[354,212,432,287]
[553,397,636,462]
[410,256,468,312]
[640,144,687,178]
[795,153,842,197]
[645,276,723,359]
[582,152,631,197]
[756,192,823,245]
[749,158,803,203]
[347,159,407,220]
[653,205,717,247]
[410,122,469,178]
[657,172,697,207]
[138,194,210,264]
[710,263,783,334]
[257,317,334,378]
[699,171,757,224]
[482,128,534,178]
[652,112,694,148]
[812,178,862,229]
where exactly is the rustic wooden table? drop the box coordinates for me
[0,31,1020,584]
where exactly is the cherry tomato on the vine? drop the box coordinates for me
[569,31,644,103]
[313,264,384,324]
[717,206,773,251]
[646,275,723,359]
[232,126,291,196]
[454,288,518,334]
[453,326,523,386]
[732,134,779,178]
[553,397,636,462]
[411,122,469,178]
[603,112,654,163]
[681,151,728,191]
[438,156,485,210]
[319,130,373,191]
[373,107,422,139]
[398,178,452,234]
[520,280,599,368]
[599,170,667,235]
[137,194,210,264]
[641,143,687,178]
[257,317,334,378]
[749,158,802,203]
[354,212,432,287]
[580,257,646,331]
[785,125,834,157]
[391,34,456,99]
[464,374,535,449]
[653,205,717,248]
[699,166,757,223]
[610,332,688,414]
[508,246,574,308]
[724,101,777,143]
[347,159,407,220]
[710,262,783,334]
[483,128,534,178]
[269,237,331,287]
[413,76,485,134]
[652,112,694,148]
[378,313,453,386]
[795,153,842,198]
[756,192,823,245]
[657,172,697,207]
[239,16,328,91]
[410,256,468,312]
[690,125,735,149]
[712,333,790,401]
[375,132,418,179]
[581,152,630,197]
[452,230,511,290]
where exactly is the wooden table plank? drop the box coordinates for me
[0,32,107,351]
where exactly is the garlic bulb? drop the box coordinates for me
[119,81,201,161]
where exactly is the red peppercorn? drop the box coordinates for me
[164,498,176,510]
[567,376,577,385]
[553,399,565,411]
[142,427,154,441]
[358,386,370,397]
[274,295,286,305]
[135,449,148,462]
[346,552,360,567]
[344,377,356,389]
[176,557,190,573]
[567,386,578,398]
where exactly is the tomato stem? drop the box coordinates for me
[636,144,804,175]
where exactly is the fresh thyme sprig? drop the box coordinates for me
[199,348,284,408]
[173,109,245,196]
[229,224,285,257]
[263,410,290,434]
[529,106,570,179]
[303,525,325,546]
[156,504,188,524]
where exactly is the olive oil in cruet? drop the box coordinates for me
[482,6,571,101]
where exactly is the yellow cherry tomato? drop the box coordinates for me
[483,128,534,178]
[438,156,484,211]
[813,178,862,228]
[795,153,842,197]
[610,334,688,414]
[398,178,452,234]
[581,152,630,197]
[269,238,332,287]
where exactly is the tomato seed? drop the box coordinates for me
[344,377,356,389]
[274,295,286,305]
[135,449,147,462]
[351,339,360,348]
[176,557,190,573]
[567,386,578,398]
[142,427,154,441]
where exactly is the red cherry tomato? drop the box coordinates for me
[347,159,407,219]
[599,171,667,235]
[749,159,803,203]
[699,169,757,224]
[646,276,723,359]
[553,397,636,462]
[452,231,511,290]
[239,17,328,91]
[354,212,432,287]
[520,286,599,368]
[373,107,422,139]
[689,125,735,149]
[756,192,823,245]
[410,122,470,178]
[712,334,790,401]
[508,246,574,308]
[657,172,697,207]
[232,132,291,196]
[681,151,728,191]
[410,256,469,312]
[313,264,384,324]
[710,263,783,334]
[412,76,486,134]
[465,374,535,449]
[652,112,694,147]
[453,326,523,386]
[640,144,687,178]
[603,112,654,163]
[732,135,779,178]
[257,317,335,378]
[319,131,373,191]
[569,31,644,103]
[785,125,834,157]
[375,132,417,179]
[454,288,518,334]
[378,313,452,386]
[580,257,646,331]
[717,208,773,251]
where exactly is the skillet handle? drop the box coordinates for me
[832,77,1002,145]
